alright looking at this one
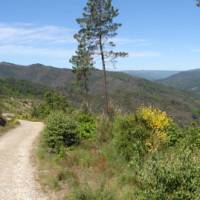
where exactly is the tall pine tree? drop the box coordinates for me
[76,0,127,114]
[70,33,93,98]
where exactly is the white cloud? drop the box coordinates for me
[0,23,76,65]
[0,44,74,59]
[0,23,76,47]
[0,22,159,67]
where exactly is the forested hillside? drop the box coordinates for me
[0,78,50,98]
[124,70,179,80]
[0,78,51,115]
[159,69,200,94]
[1,62,200,123]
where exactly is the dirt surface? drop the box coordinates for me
[0,120,47,200]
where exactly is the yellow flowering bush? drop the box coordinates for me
[137,106,172,130]
[113,107,178,164]
[136,106,172,152]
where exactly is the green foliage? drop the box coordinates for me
[166,122,183,146]
[2,62,200,124]
[37,106,200,199]
[112,107,185,168]
[44,111,80,153]
[135,149,200,200]
[0,78,49,98]
[113,114,150,163]
[159,67,200,96]
[76,0,126,57]
[183,124,200,148]
[70,33,93,94]
[32,91,69,118]
[75,112,96,140]
[76,0,127,114]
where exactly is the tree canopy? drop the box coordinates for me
[75,0,127,114]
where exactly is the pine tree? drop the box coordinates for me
[76,0,127,114]
[70,33,93,97]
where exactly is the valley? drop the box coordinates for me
[1,62,200,124]
[0,0,200,199]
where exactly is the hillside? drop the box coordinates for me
[159,69,200,93]
[0,78,51,114]
[0,62,74,88]
[0,78,50,98]
[0,62,200,123]
[123,70,179,81]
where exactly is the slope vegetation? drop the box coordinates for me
[159,69,200,93]
[124,70,179,81]
[0,77,50,114]
[0,62,200,123]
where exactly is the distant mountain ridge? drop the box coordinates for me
[0,62,74,88]
[0,61,200,123]
[158,68,200,93]
[123,70,179,81]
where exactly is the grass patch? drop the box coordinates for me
[36,135,138,199]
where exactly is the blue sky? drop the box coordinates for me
[0,0,200,70]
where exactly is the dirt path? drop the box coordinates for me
[0,120,47,200]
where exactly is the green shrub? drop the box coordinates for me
[75,113,96,140]
[113,108,184,165]
[135,148,200,200]
[183,124,200,149]
[44,111,80,153]
[32,91,70,118]
[165,122,183,146]
[113,115,150,163]
[31,104,50,119]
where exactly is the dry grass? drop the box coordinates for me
[35,137,137,200]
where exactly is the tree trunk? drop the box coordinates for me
[83,72,88,94]
[84,74,89,109]
[99,35,109,114]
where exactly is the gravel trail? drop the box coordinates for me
[0,120,47,200]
